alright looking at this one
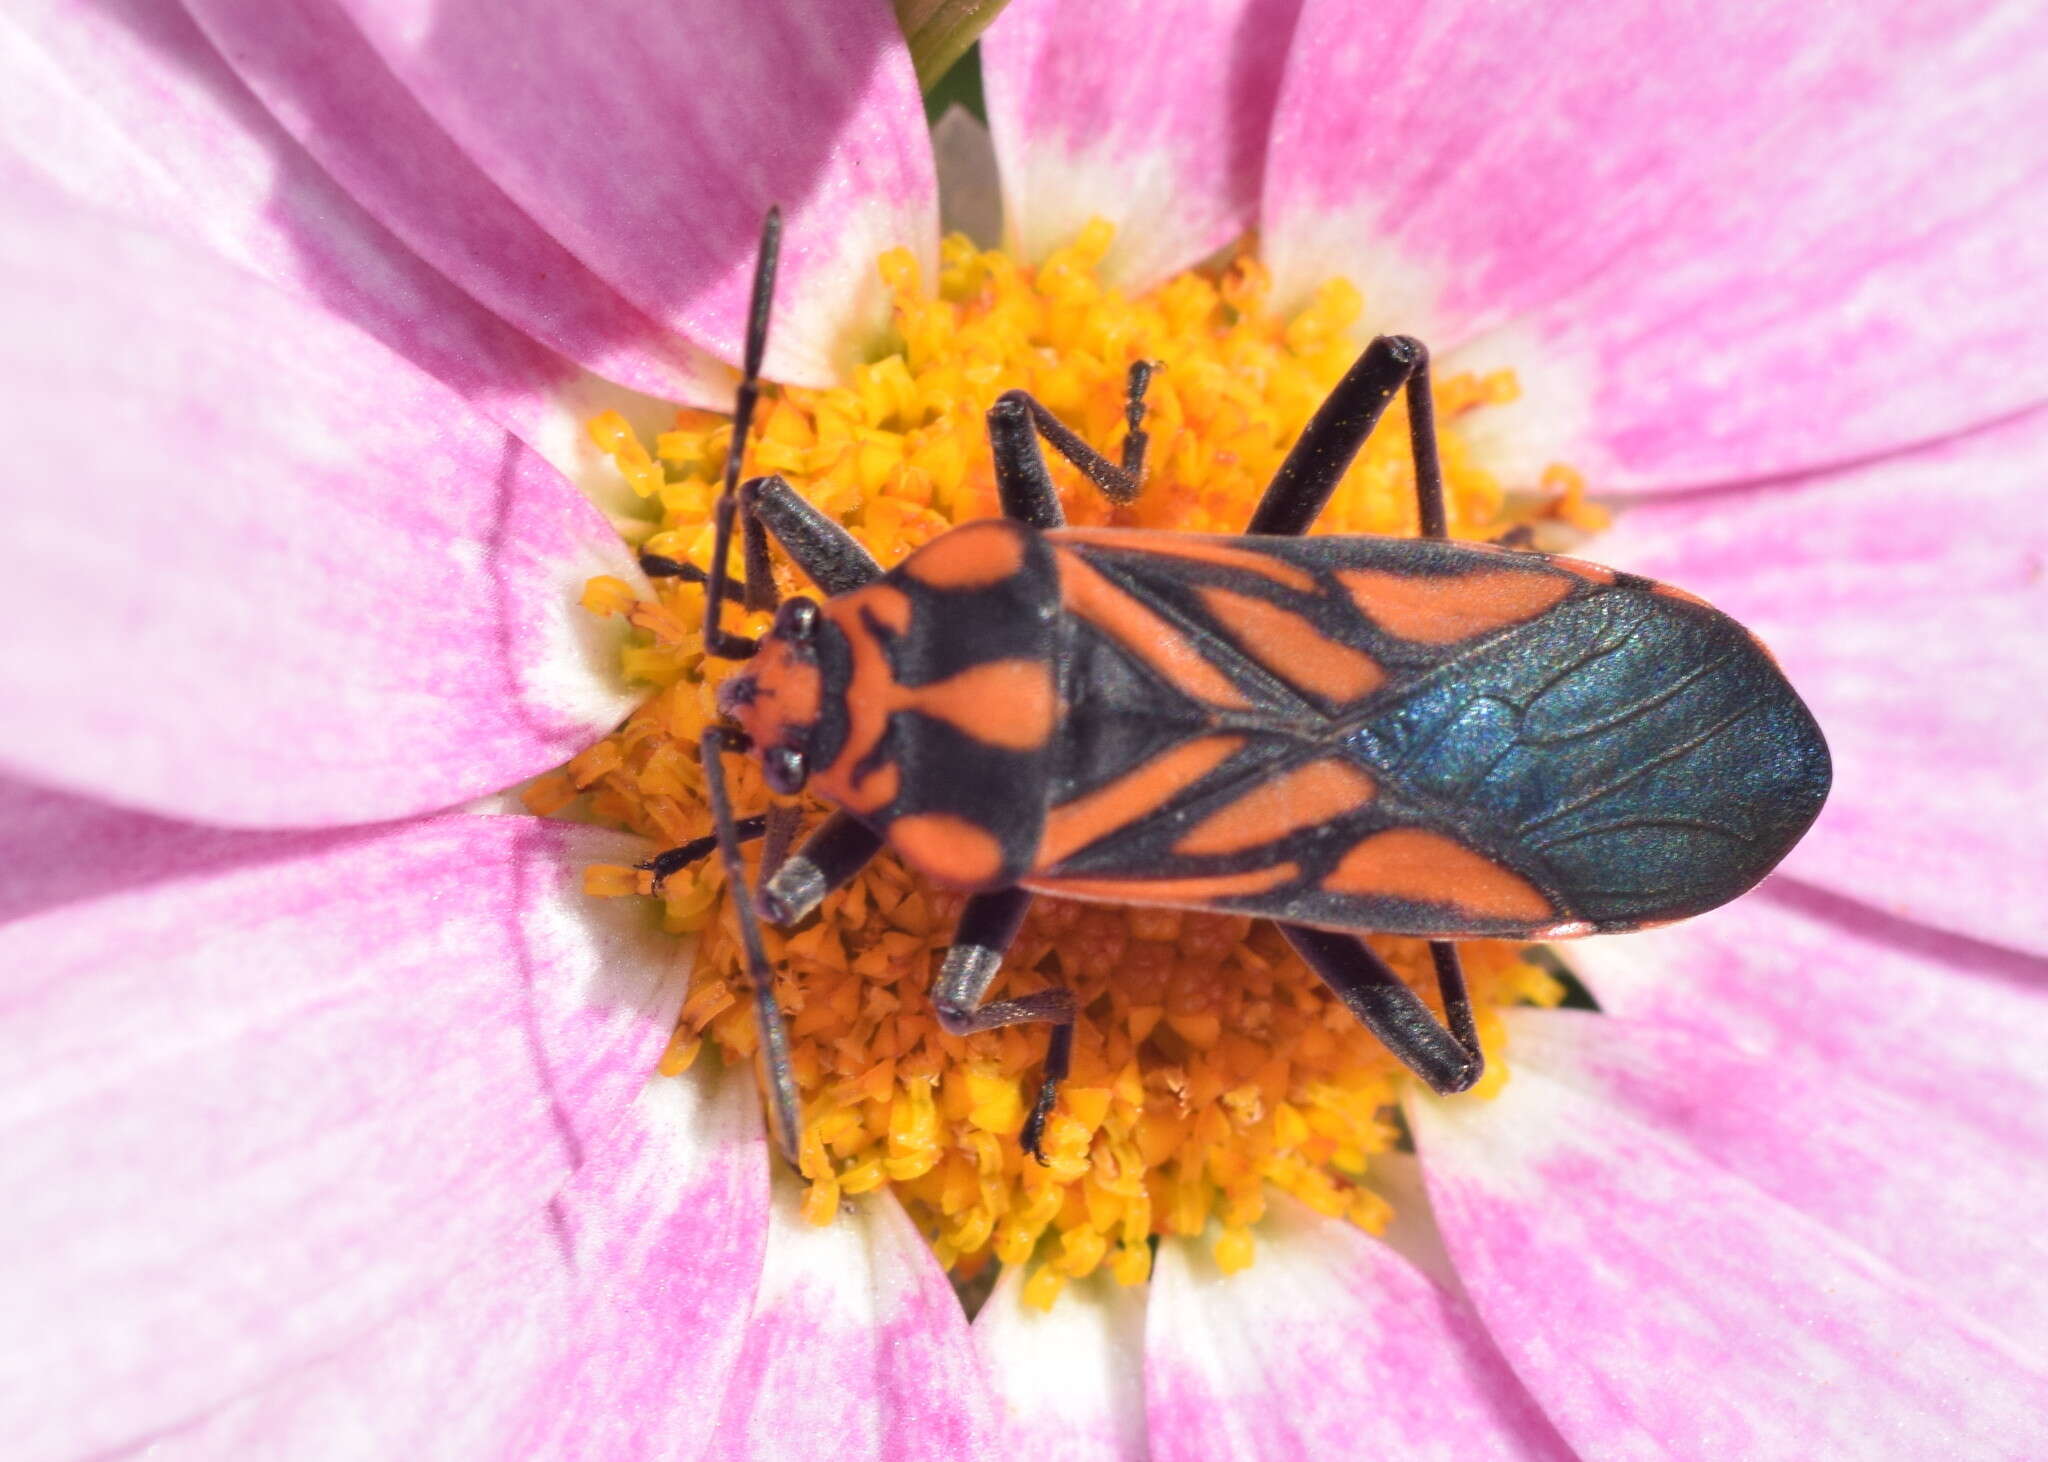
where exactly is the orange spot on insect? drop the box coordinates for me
[1174,759,1379,856]
[892,659,1057,751]
[726,636,821,754]
[835,758,901,816]
[900,519,1028,591]
[1027,863,1300,905]
[1323,828,1553,922]
[1339,565,1572,644]
[1037,735,1245,869]
[1197,586,1386,704]
[1055,547,1252,711]
[846,581,914,634]
[815,584,914,808]
[1051,528,1318,593]
[889,813,1005,887]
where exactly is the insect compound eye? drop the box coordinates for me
[761,744,809,795]
[772,596,820,643]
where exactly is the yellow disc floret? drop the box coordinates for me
[547,222,1593,1304]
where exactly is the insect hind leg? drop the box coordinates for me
[930,886,1074,1161]
[1278,924,1482,1095]
[756,810,886,926]
[1246,335,1432,537]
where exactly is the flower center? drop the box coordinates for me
[551,223,1596,1306]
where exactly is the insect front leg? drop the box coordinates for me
[1277,924,1482,1095]
[756,810,887,925]
[930,886,1075,1161]
[986,359,1158,516]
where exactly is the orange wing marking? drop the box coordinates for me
[1052,528,1318,593]
[1036,735,1244,870]
[1323,828,1553,922]
[1055,547,1253,711]
[1338,566,1572,644]
[1174,758,1378,856]
[900,520,1027,591]
[1197,585,1386,704]
[1027,863,1300,904]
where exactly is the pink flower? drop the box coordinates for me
[2,1,2044,1458]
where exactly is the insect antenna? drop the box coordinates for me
[700,725,803,1164]
[702,207,785,658]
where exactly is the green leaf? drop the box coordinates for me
[897,0,1011,93]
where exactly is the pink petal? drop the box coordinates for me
[1567,879,2048,1156]
[1506,1008,2048,1358]
[1261,0,2048,487]
[0,0,591,453]
[0,812,687,1459]
[1409,1051,2048,1458]
[184,0,733,407]
[1146,1204,1572,1461]
[1589,408,2048,954]
[0,776,286,925]
[508,1065,769,1459]
[973,1268,1148,1461]
[333,0,937,387]
[708,1185,1006,1459]
[157,1068,770,1460]
[0,183,643,826]
[982,0,1304,292]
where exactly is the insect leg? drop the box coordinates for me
[1120,360,1156,482]
[1245,335,1423,535]
[640,813,768,887]
[700,725,803,1162]
[930,886,1075,1161]
[756,810,887,925]
[989,388,1145,505]
[639,554,754,602]
[657,472,880,642]
[986,394,1065,528]
[1277,924,1482,1095]
[1401,341,1449,541]
[1429,940,1482,1067]
[742,475,883,592]
[758,800,804,883]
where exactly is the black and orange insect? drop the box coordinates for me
[645,213,1831,1160]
